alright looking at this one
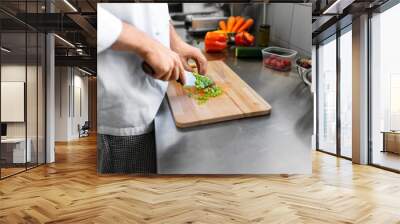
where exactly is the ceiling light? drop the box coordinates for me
[54,34,75,48]
[76,48,85,55]
[323,0,354,15]
[63,0,78,12]
[1,47,11,53]
[78,67,92,76]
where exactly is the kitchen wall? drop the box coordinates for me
[265,3,312,57]
[54,67,89,141]
[182,3,223,14]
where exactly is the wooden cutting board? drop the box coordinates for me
[167,60,271,128]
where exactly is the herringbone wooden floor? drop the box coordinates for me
[1,135,400,224]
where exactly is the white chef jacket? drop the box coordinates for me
[97,3,170,136]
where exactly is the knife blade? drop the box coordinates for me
[142,62,196,87]
[183,70,196,87]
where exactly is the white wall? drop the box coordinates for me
[1,66,26,131]
[54,67,89,141]
[72,73,89,138]
[1,82,24,122]
[1,63,46,163]
[266,3,312,57]
[1,65,41,138]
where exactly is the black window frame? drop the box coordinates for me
[315,22,353,161]
[0,0,47,180]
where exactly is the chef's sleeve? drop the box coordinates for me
[97,5,123,53]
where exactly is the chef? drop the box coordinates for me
[97,3,207,174]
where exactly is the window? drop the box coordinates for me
[317,36,337,154]
[339,27,352,158]
[316,25,353,159]
[370,3,400,171]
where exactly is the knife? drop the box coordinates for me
[141,62,196,87]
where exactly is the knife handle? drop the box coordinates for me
[141,61,183,85]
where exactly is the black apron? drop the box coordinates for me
[97,131,157,174]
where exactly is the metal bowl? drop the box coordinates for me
[295,58,312,87]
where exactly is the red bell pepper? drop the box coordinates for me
[235,32,245,46]
[244,32,255,44]
[204,31,228,53]
[205,39,227,53]
[235,31,255,46]
[205,31,227,42]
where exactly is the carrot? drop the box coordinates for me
[237,18,254,33]
[226,16,235,32]
[232,17,245,33]
[219,20,227,31]
[232,17,237,29]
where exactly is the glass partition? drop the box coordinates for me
[0,1,46,179]
[38,32,45,165]
[26,0,44,169]
[27,31,38,169]
[1,30,28,177]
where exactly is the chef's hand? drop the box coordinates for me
[173,41,208,75]
[112,22,184,81]
[142,42,185,82]
[169,23,207,75]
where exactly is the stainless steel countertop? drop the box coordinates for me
[155,31,313,174]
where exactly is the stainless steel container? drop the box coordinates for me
[185,15,227,35]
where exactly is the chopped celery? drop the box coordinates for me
[185,73,223,104]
